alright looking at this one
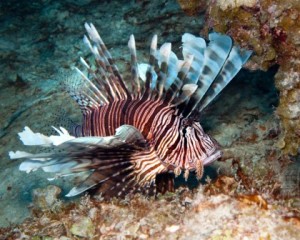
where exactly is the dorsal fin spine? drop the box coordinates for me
[198,46,252,111]
[128,34,140,95]
[73,67,103,106]
[73,25,251,117]
[149,35,158,66]
[182,33,234,117]
[85,23,131,99]
[157,43,171,99]
[82,34,115,102]
[149,35,158,96]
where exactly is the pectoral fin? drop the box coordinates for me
[10,125,167,198]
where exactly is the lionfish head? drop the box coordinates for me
[178,120,222,171]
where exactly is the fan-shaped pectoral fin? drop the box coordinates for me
[10,125,168,198]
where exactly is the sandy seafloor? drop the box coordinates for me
[0,0,299,239]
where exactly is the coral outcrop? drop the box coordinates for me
[204,0,300,155]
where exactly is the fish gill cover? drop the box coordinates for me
[9,23,252,198]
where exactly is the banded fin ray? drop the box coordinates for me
[128,35,141,95]
[198,46,252,111]
[182,32,233,116]
[145,34,159,93]
[181,33,206,84]
[168,55,195,104]
[84,23,130,100]
[197,32,233,94]
[137,31,251,115]
[82,31,119,102]
[71,22,131,109]
[65,25,252,116]
[137,63,158,90]
[64,70,106,112]
[10,125,167,197]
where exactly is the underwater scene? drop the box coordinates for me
[0,0,300,239]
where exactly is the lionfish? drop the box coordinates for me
[9,23,252,198]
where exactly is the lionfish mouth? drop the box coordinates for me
[203,149,222,166]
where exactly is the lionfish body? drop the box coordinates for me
[9,23,252,197]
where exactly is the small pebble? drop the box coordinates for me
[165,225,180,233]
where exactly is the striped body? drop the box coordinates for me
[81,96,218,173]
[9,23,252,197]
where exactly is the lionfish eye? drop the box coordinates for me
[182,127,187,135]
[181,125,193,137]
[182,119,193,127]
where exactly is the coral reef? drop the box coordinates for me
[204,0,300,156]
[0,185,299,239]
[0,0,298,238]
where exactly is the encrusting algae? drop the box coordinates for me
[203,0,300,156]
